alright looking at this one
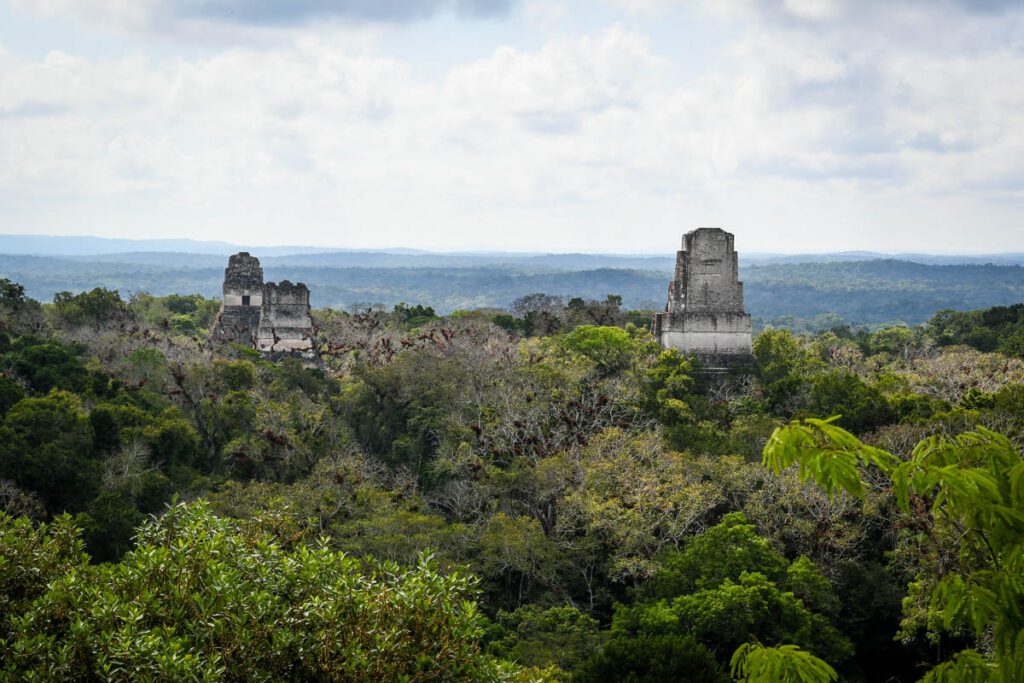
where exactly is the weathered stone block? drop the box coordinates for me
[211,253,315,356]
[256,280,314,353]
[212,252,265,344]
[652,228,753,367]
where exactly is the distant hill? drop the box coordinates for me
[3,233,1023,267]
[265,252,677,271]
[2,250,1023,326]
[744,251,1024,266]
[743,260,1024,326]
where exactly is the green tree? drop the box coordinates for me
[216,359,258,391]
[763,418,1024,681]
[0,512,88,646]
[0,501,522,681]
[486,605,602,671]
[52,287,129,328]
[638,349,727,453]
[595,513,850,677]
[478,513,562,608]
[753,329,817,386]
[661,572,849,665]
[512,293,564,336]
[564,294,625,328]
[393,302,438,326]
[0,390,99,512]
[0,279,43,333]
[731,643,837,683]
[868,325,920,359]
[998,329,1024,359]
[643,512,787,599]
[0,378,24,417]
[805,371,893,434]
[560,430,722,582]
[78,490,144,562]
[562,325,641,375]
[0,279,27,309]
[9,339,91,394]
[575,633,726,683]
[344,353,459,477]
[753,329,821,416]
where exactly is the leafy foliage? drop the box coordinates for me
[928,304,1024,356]
[0,502,517,682]
[586,514,850,678]
[764,419,1024,681]
[574,633,727,683]
[485,605,601,672]
[730,643,837,683]
[52,287,130,328]
[3,277,1024,681]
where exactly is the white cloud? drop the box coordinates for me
[0,1,1022,252]
[782,0,840,20]
[522,0,570,28]
[17,0,157,29]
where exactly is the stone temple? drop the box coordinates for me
[211,252,314,354]
[651,228,753,367]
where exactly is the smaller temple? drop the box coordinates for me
[257,280,314,353]
[211,253,314,355]
[651,228,753,368]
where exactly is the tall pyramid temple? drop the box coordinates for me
[651,228,753,368]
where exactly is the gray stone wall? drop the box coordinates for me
[211,253,314,355]
[212,252,265,344]
[256,280,314,353]
[654,228,753,365]
[214,306,262,345]
[665,228,745,315]
[222,252,264,299]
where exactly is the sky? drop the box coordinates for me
[0,0,1022,254]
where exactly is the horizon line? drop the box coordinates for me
[1,232,1023,259]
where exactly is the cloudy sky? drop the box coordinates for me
[1,0,1022,253]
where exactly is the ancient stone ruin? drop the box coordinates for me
[213,252,265,345]
[651,228,753,368]
[211,252,314,354]
[256,280,314,353]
